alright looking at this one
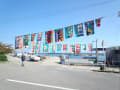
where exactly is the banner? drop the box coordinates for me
[95,18,102,27]
[70,45,75,54]
[85,20,94,36]
[32,41,36,53]
[76,44,80,54]
[74,23,84,37]
[49,44,53,53]
[31,33,36,41]
[15,36,23,49]
[24,35,30,48]
[43,44,49,53]
[45,31,53,43]
[88,43,92,52]
[15,36,19,49]
[63,44,67,51]
[57,44,62,51]
[52,44,56,53]
[55,28,64,42]
[81,44,86,51]
[65,26,73,39]
[35,42,41,54]
[37,32,43,41]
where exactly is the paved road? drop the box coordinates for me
[0,55,120,90]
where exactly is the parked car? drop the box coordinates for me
[38,55,45,61]
[24,54,31,61]
[17,53,22,58]
[30,55,40,61]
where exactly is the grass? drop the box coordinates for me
[93,69,120,73]
[0,60,8,63]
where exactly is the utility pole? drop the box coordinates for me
[92,39,98,63]
[102,40,106,69]
[96,39,98,63]
[118,11,120,17]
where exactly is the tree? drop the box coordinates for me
[0,42,14,54]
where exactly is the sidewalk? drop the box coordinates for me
[37,56,101,71]
[38,56,120,72]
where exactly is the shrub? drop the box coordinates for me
[0,54,8,61]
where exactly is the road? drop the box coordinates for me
[0,55,120,90]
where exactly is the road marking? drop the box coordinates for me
[7,79,77,90]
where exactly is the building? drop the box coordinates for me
[106,46,120,67]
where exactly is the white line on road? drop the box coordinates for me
[6,79,78,90]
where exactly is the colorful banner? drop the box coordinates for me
[55,28,64,42]
[76,44,80,54]
[49,44,56,53]
[74,23,84,37]
[95,18,102,27]
[65,26,73,39]
[57,44,62,51]
[81,44,86,51]
[45,31,53,43]
[35,42,41,54]
[49,44,53,53]
[43,44,49,53]
[37,32,43,41]
[85,20,94,36]
[70,45,75,54]
[32,41,36,53]
[88,43,92,52]
[15,36,23,49]
[24,35,30,48]
[52,44,56,53]
[15,18,103,51]
[15,36,19,49]
[31,33,36,41]
[63,44,67,51]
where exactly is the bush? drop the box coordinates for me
[0,54,8,61]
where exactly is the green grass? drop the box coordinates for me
[93,69,120,73]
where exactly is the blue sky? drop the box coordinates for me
[0,0,120,50]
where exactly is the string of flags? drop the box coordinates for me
[15,17,102,52]
[31,43,93,54]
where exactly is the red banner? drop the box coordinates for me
[76,44,80,54]
[63,44,67,51]
[45,31,53,43]
[32,41,36,53]
[95,17,102,27]
[88,43,92,52]
[31,33,36,41]
[37,32,43,41]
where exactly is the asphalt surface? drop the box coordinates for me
[0,55,120,90]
